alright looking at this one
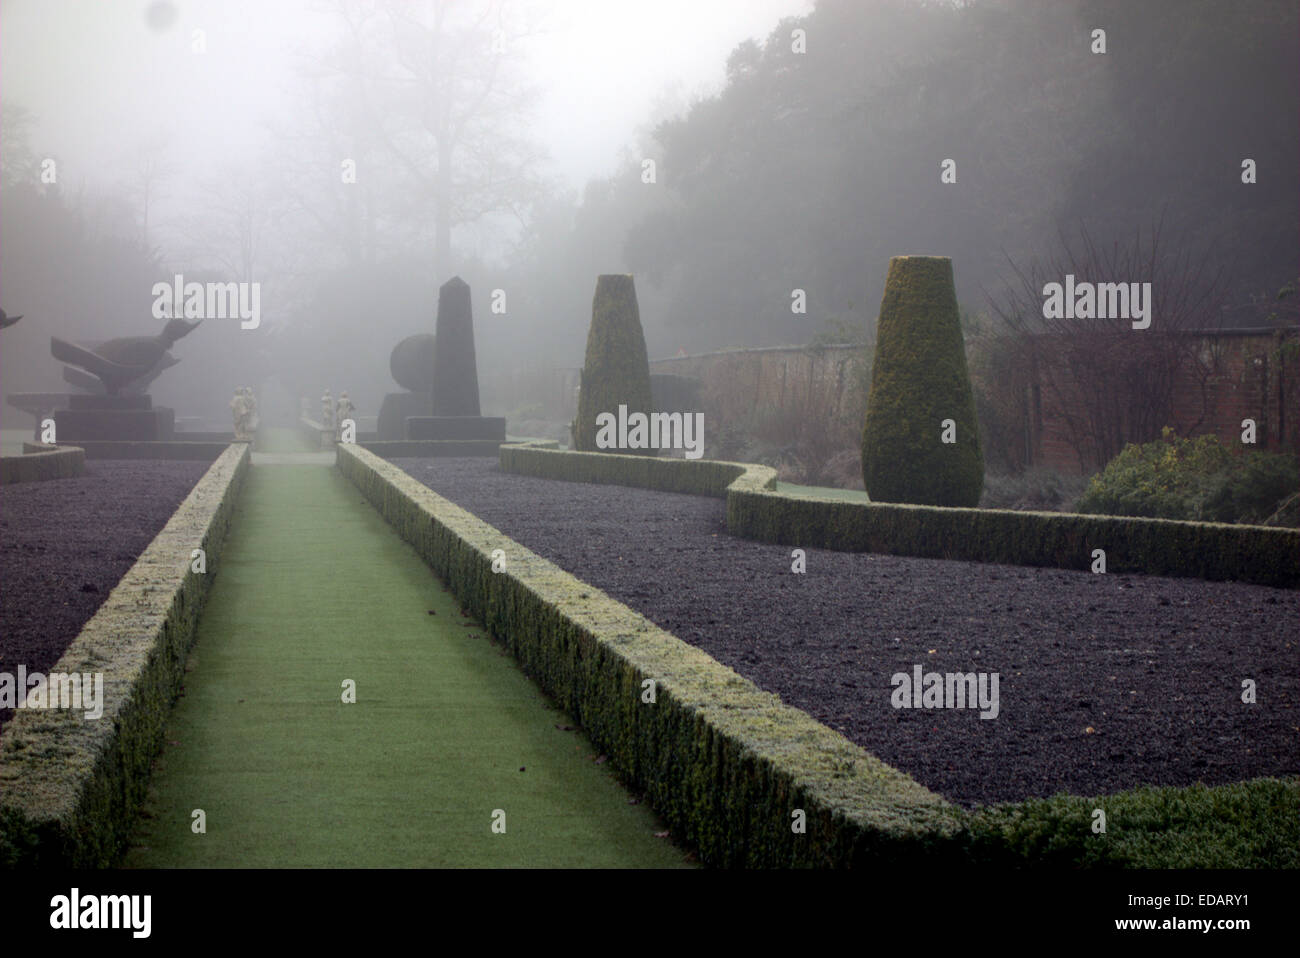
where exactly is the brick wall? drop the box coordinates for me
[1027,328,1299,473]
[643,329,1298,475]
[649,344,866,421]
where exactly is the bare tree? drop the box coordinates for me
[0,103,39,190]
[287,0,549,278]
[986,218,1232,470]
[117,137,180,247]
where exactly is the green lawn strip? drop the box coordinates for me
[255,426,318,455]
[774,481,870,502]
[123,463,690,868]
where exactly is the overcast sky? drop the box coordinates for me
[1,0,813,198]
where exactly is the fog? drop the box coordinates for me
[2,0,1296,434]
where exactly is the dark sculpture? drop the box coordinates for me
[377,334,435,440]
[430,277,480,417]
[62,352,179,394]
[50,318,199,395]
[0,309,20,329]
[390,334,436,393]
[401,276,504,444]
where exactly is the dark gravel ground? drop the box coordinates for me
[393,457,1300,808]
[0,460,212,731]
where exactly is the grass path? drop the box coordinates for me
[775,480,870,502]
[125,438,690,867]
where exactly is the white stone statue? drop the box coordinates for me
[243,387,260,436]
[231,388,251,440]
[336,391,356,439]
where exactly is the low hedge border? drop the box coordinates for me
[42,440,230,461]
[961,778,1299,869]
[500,443,1299,588]
[498,442,775,498]
[1,444,85,484]
[337,443,964,868]
[363,439,526,458]
[0,443,251,867]
[347,444,1298,866]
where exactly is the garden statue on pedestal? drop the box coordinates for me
[231,386,259,441]
[321,389,335,430]
[336,391,355,440]
[244,387,259,436]
[231,388,251,440]
[46,317,199,441]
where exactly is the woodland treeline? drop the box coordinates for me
[1,0,1295,421]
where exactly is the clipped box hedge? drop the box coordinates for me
[498,443,774,498]
[350,444,1298,866]
[0,443,250,868]
[338,443,963,867]
[364,438,515,458]
[727,489,1300,587]
[500,443,1299,587]
[960,778,1300,869]
[39,440,229,461]
[1,444,85,484]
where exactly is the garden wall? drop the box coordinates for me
[648,330,1300,475]
[650,344,864,421]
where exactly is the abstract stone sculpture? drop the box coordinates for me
[430,277,481,417]
[377,335,435,440]
[50,318,199,395]
[390,334,436,393]
[62,352,179,394]
[46,318,196,441]
[403,276,504,443]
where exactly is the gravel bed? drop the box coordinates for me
[0,459,212,730]
[393,457,1299,808]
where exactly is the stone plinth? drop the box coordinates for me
[377,391,433,441]
[404,416,505,441]
[53,395,174,442]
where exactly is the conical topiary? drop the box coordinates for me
[573,274,655,455]
[862,256,984,506]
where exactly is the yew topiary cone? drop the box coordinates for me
[573,275,655,455]
[862,256,984,506]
